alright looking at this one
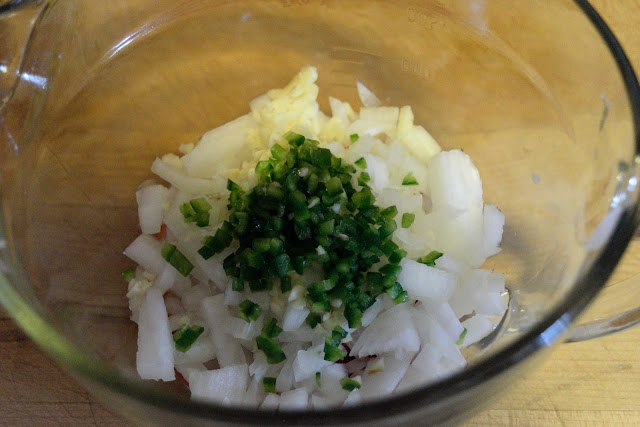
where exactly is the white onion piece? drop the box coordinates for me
[276,342,304,393]
[329,96,353,125]
[363,154,390,194]
[361,298,383,327]
[359,107,399,138]
[343,389,362,407]
[189,364,249,405]
[136,288,175,381]
[482,204,505,258]
[155,263,177,294]
[151,158,225,196]
[244,378,267,408]
[279,388,309,410]
[173,336,216,365]
[359,354,413,399]
[460,315,495,348]
[356,80,381,107]
[434,254,470,275]
[282,305,310,332]
[201,295,246,367]
[293,344,332,382]
[260,393,280,410]
[124,234,166,275]
[278,326,321,343]
[136,184,169,234]
[181,114,255,179]
[163,293,184,316]
[418,300,464,343]
[249,352,269,382]
[224,316,263,341]
[396,105,441,163]
[427,149,483,215]
[311,394,328,409]
[411,346,442,378]
[396,364,433,392]
[181,283,212,312]
[397,259,457,303]
[175,362,206,382]
[224,286,243,306]
[350,304,420,358]
[317,364,349,406]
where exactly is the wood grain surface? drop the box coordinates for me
[1,1,640,425]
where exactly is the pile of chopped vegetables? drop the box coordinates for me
[123,66,507,409]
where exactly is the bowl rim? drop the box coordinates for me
[1,0,639,424]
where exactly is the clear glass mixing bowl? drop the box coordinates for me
[1,0,639,425]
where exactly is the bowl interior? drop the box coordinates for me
[2,0,636,407]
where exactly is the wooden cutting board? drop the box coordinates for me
[1,1,639,425]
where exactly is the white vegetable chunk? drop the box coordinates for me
[356,80,382,107]
[460,315,495,348]
[329,96,353,125]
[278,326,321,343]
[189,364,249,405]
[244,378,267,408]
[181,283,213,312]
[411,346,443,379]
[412,305,466,367]
[363,154,390,194]
[136,184,169,234]
[224,286,243,306]
[279,388,309,410]
[136,288,175,381]
[396,105,441,162]
[293,344,332,382]
[359,354,413,399]
[201,295,246,367]
[397,258,457,303]
[276,342,304,393]
[247,349,267,375]
[151,158,225,195]
[433,207,486,267]
[317,364,350,406]
[163,293,184,316]
[311,393,328,409]
[260,393,280,410]
[434,254,470,275]
[358,107,399,138]
[482,204,505,258]
[361,298,383,327]
[360,106,399,124]
[450,269,507,318]
[282,305,310,331]
[175,362,207,382]
[173,336,216,365]
[224,316,264,341]
[350,304,420,358]
[427,149,483,215]
[155,263,177,294]
[427,321,466,367]
[124,234,167,276]
[181,114,255,179]
[343,389,362,407]
[162,206,233,287]
[396,364,434,392]
[418,300,465,343]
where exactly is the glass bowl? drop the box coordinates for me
[1,0,639,425]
